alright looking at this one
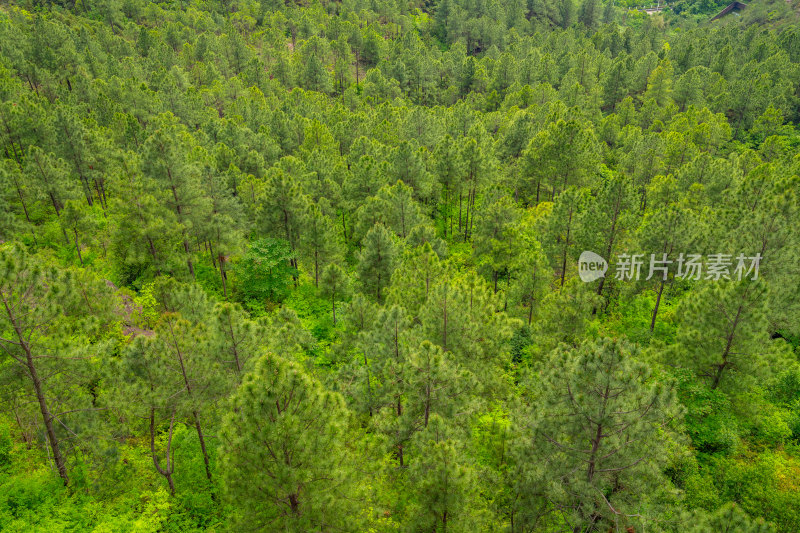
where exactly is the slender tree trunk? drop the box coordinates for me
[289,493,300,515]
[12,403,32,448]
[528,296,534,325]
[72,228,83,265]
[10,174,32,223]
[193,411,213,483]
[314,250,319,287]
[442,285,448,351]
[182,239,195,278]
[458,193,462,232]
[146,236,160,275]
[167,321,211,482]
[219,255,227,298]
[93,179,108,212]
[208,240,217,270]
[424,385,431,427]
[364,351,373,417]
[711,361,728,390]
[560,225,571,288]
[711,304,743,389]
[650,278,665,332]
[2,296,68,485]
[30,351,68,484]
[150,408,175,496]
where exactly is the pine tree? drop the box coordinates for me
[511,338,681,532]
[320,263,350,325]
[634,175,697,332]
[577,172,636,299]
[357,223,399,302]
[256,167,309,275]
[299,203,341,287]
[521,120,600,204]
[387,243,449,318]
[404,340,473,431]
[0,244,108,486]
[141,117,210,278]
[111,334,184,495]
[473,195,522,293]
[299,37,333,94]
[157,312,219,484]
[220,354,361,531]
[578,0,599,29]
[196,156,246,298]
[407,416,477,531]
[364,304,415,462]
[60,199,94,265]
[211,301,263,381]
[110,160,180,280]
[543,187,589,288]
[433,135,465,238]
[509,235,552,325]
[390,142,435,203]
[419,272,516,397]
[25,146,75,237]
[673,281,771,390]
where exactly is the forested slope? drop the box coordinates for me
[1,0,800,531]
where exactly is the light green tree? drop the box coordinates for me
[357,223,399,302]
[511,338,682,532]
[320,263,350,325]
[220,354,362,531]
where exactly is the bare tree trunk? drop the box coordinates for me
[166,320,212,482]
[2,295,69,485]
[650,278,665,332]
[150,408,175,496]
[219,255,227,299]
[73,228,83,265]
[193,411,213,483]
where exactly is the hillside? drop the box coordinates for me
[1,0,800,531]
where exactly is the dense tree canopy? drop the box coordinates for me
[0,0,799,531]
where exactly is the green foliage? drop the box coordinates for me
[512,338,683,531]
[220,354,363,532]
[234,238,297,309]
[0,1,798,531]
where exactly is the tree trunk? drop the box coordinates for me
[182,239,195,278]
[314,250,319,287]
[219,255,227,299]
[193,411,213,483]
[442,287,448,351]
[2,296,69,485]
[650,278,665,332]
[289,493,300,515]
[72,228,83,265]
[167,320,212,482]
[364,351,373,417]
[711,304,743,389]
[150,408,175,496]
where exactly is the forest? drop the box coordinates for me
[1,0,800,531]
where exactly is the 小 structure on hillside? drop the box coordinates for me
[711,1,748,20]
